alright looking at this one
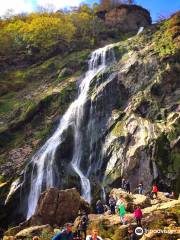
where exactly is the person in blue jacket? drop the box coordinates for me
[52,223,74,240]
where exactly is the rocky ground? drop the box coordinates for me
[2,188,180,240]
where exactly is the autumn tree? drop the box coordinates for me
[100,0,134,10]
[21,15,75,57]
[0,4,113,64]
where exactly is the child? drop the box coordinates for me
[118,200,126,225]
[151,184,158,199]
[133,205,143,226]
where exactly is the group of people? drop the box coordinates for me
[96,195,117,215]
[122,178,160,200]
[121,178,131,193]
[2,181,176,240]
[52,223,102,240]
[95,181,169,231]
[96,196,143,227]
[117,198,143,226]
[137,182,158,199]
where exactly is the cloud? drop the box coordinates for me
[0,0,84,17]
[0,0,33,16]
[36,0,82,10]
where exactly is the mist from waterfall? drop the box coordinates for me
[22,44,116,219]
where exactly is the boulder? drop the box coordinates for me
[30,188,82,226]
[110,188,151,212]
[4,226,23,237]
[143,199,180,215]
[133,194,151,208]
[103,5,151,33]
[15,225,52,239]
[79,197,91,213]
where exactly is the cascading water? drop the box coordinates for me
[15,44,116,220]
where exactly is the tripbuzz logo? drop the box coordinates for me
[135,227,144,236]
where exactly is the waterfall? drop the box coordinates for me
[17,44,116,220]
[137,26,144,35]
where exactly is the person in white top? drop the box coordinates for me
[86,229,103,240]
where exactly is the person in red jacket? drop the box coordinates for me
[151,184,158,199]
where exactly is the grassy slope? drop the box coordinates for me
[0,49,91,182]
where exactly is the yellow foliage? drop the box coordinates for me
[0,3,104,60]
[21,16,75,49]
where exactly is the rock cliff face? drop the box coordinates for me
[0,11,179,227]
[97,5,151,33]
[100,14,180,194]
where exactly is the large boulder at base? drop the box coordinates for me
[30,188,82,226]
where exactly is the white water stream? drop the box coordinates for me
[24,44,116,219]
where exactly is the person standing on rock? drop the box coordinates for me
[118,200,126,225]
[109,195,116,214]
[151,183,158,199]
[86,229,103,240]
[96,200,104,214]
[121,178,126,190]
[78,213,88,240]
[138,182,144,195]
[133,205,143,226]
[125,180,131,194]
[52,223,73,240]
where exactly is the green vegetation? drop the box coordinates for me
[127,11,179,58]
[153,16,179,57]
[0,4,109,68]
[114,44,127,60]
[0,49,89,130]
[112,121,124,137]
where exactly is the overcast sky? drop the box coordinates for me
[0,0,179,21]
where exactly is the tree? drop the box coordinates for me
[100,0,134,10]
[0,20,26,57]
[126,0,135,4]
[20,15,76,57]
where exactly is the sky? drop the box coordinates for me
[0,0,179,22]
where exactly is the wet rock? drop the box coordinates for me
[0,146,33,176]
